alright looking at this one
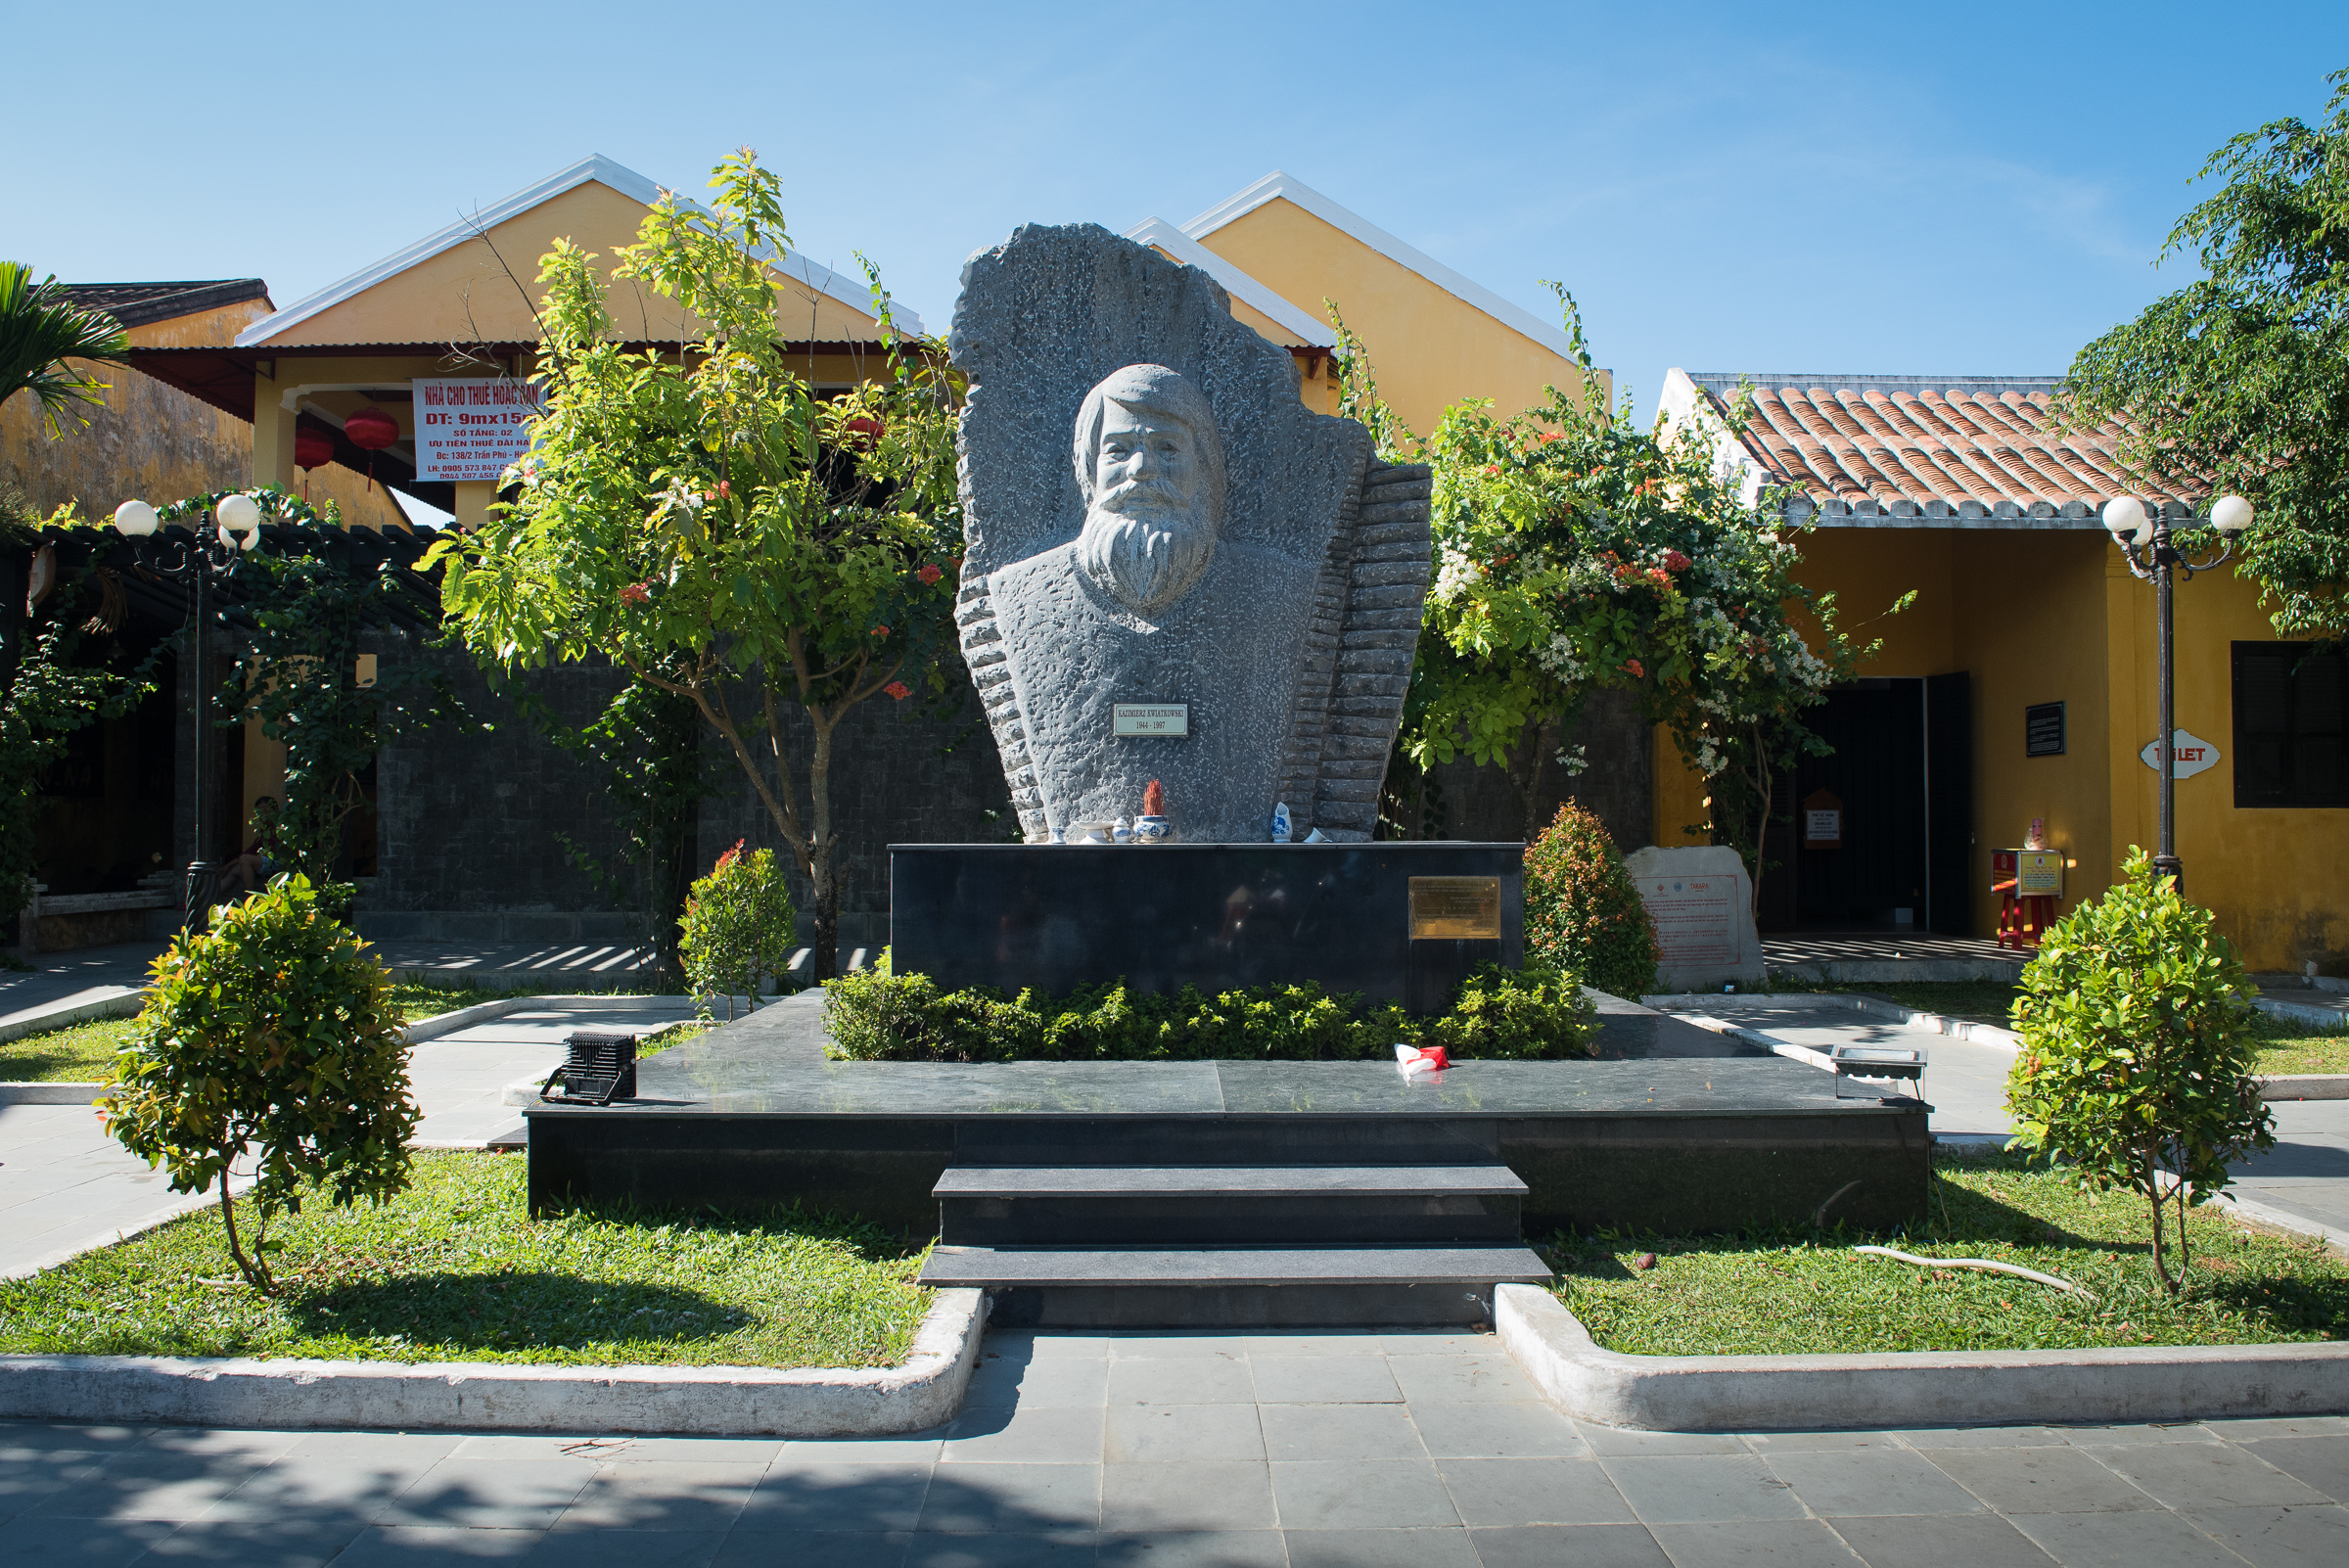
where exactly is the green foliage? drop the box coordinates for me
[0,262,129,437]
[432,151,962,980]
[1336,291,1889,899]
[99,874,419,1294]
[159,488,464,886]
[2005,849,2276,1294]
[2,509,158,910]
[0,1152,931,1369]
[2060,69,2349,638]
[679,840,796,1017]
[821,965,1596,1063]
[1523,802,1659,998]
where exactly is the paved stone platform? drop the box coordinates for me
[5,1329,2342,1565]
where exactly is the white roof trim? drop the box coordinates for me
[1122,218,1335,347]
[237,154,920,348]
[1180,171,1575,361]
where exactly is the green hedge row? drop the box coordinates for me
[820,965,1598,1064]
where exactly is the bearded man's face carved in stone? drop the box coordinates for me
[1078,397,1218,616]
[1094,403,1199,521]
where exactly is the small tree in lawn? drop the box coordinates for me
[2004,849,2275,1294]
[1522,801,1659,999]
[100,874,417,1294]
[679,839,795,1017]
[434,151,962,981]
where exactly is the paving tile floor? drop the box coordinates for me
[3,1330,2343,1565]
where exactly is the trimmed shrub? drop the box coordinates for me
[2005,848,2275,1293]
[820,965,1597,1064]
[1523,801,1660,999]
[679,840,796,1017]
[99,873,417,1294]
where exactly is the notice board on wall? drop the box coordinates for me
[2025,702,2066,758]
[413,378,546,483]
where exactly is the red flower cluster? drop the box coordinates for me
[619,581,653,607]
[1645,568,1672,588]
[916,563,944,585]
[1664,550,1691,572]
[714,838,745,873]
[885,680,912,701]
[871,624,891,638]
[1621,659,1645,678]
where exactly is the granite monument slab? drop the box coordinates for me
[950,223,1433,843]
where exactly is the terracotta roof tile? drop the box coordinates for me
[1688,373,2189,523]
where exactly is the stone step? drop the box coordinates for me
[934,1164,1527,1245]
[921,1243,1552,1328]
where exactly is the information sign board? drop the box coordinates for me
[1113,704,1188,736]
[413,378,545,483]
[2026,702,2066,757]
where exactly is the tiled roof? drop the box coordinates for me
[62,280,269,329]
[1676,371,2195,527]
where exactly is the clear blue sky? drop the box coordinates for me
[8,1,2343,423]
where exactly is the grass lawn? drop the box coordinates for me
[2248,1012,2349,1075]
[1549,1147,2348,1356]
[0,1152,932,1368]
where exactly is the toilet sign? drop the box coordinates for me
[2140,728,2220,779]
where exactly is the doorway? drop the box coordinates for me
[1758,674,1972,936]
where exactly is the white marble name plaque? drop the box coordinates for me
[1114,704,1188,737]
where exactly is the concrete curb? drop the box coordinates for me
[1495,1282,2349,1431]
[0,1288,989,1437]
[399,992,689,1044]
[0,989,144,1044]
[0,1082,109,1105]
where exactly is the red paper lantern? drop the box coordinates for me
[343,406,398,450]
[294,430,335,470]
[342,405,399,497]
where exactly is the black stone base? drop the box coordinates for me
[525,995,1931,1237]
[889,842,1524,1011]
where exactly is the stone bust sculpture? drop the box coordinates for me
[952,224,1432,844]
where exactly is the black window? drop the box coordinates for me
[2234,642,2347,807]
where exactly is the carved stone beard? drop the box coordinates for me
[1075,486,1218,615]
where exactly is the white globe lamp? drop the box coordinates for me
[112,499,160,538]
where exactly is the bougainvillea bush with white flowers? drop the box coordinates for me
[1337,292,1895,899]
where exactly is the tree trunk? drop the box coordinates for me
[1506,716,1560,844]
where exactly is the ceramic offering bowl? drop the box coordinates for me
[1133,814,1173,843]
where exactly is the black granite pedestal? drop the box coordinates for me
[527,992,1931,1240]
[890,842,1524,1011]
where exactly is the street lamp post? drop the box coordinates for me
[111,495,265,928]
[2102,492,2254,898]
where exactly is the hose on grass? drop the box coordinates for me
[1853,1244,2096,1300]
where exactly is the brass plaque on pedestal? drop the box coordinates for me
[1408,876,1502,941]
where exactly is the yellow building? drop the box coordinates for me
[2,281,371,526]
[127,155,917,536]
[1129,171,1608,434]
[1656,369,2347,975]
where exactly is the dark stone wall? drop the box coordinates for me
[353,650,1649,951]
[358,653,634,943]
[1414,689,1653,853]
[354,651,1017,951]
[693,684,1017,949]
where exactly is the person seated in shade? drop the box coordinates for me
[223,797,283,894]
